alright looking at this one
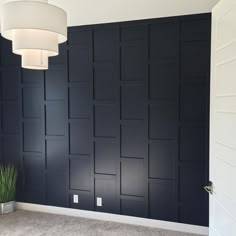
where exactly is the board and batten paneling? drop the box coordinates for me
[0,13,210,226]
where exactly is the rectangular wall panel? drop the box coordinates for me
[69,86,90,119]
[70,158,91,191]
[150,20,179,60]
[22,70,43,84]
[121,158,145,197]
[45,102,65,136]
[121,86,145,120]
[149,180,177,221]
[149,141,177,179]
[23,121,42,153]
[95,140,119,175]
[69,121,90,155]
[47,172,67,207]
[121,198,146,217]
[69,29,91,46]
[181,42,209,81]
[121,25,147,42]
[121,41,147,81]
[94,28,119,61]
[179,165,206,203]
[23,87,42,118]
[24,155,45,204]
[179,165,208,226]
[94,105,118,138]
[121,121,146,158]
[182,19,209,41]
[149,102,178,140]
[3,135,20,166]
[179,201,208,226]
[180,85,207,122]
[94,62,118,101]
[24,189,45,205]
[69,48,92,82]
[1,70,20,101]
[45,69,66,101]
[2,103,20,133]
[149,62,179,100]
[180,127,206,161]
[95,176,119,214]
[46,139,66,172]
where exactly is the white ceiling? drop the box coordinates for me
[1,0,220,26]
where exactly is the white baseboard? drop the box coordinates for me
[16,202,209,235]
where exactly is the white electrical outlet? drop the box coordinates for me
[73,194,79,204]
[97,197,102,207]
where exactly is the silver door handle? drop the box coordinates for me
[204,181,213,195]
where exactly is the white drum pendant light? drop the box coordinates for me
[0,0,67,70]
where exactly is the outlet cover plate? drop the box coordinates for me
[73,194,79,204]
[97,197,102,207]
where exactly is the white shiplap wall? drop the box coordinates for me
[210,0,236,235]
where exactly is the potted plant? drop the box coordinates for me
[0,165,17,214]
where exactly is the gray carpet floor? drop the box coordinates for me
[0,210,204,236]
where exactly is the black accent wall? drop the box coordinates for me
[0,13,211,226]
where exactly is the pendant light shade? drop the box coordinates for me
[22,49,49,70]
[12,29,59,56]
[0,0,67,70]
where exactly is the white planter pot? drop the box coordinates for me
[0,201,16,214]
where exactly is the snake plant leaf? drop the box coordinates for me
[0,165,17,204]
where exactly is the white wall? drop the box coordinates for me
[0,0,220,26]
[52,0,219,26]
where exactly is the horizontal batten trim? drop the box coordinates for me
[93,137,117,142]
[94,174,116,179]
[121,156,144,160]
[120,195,145,201]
